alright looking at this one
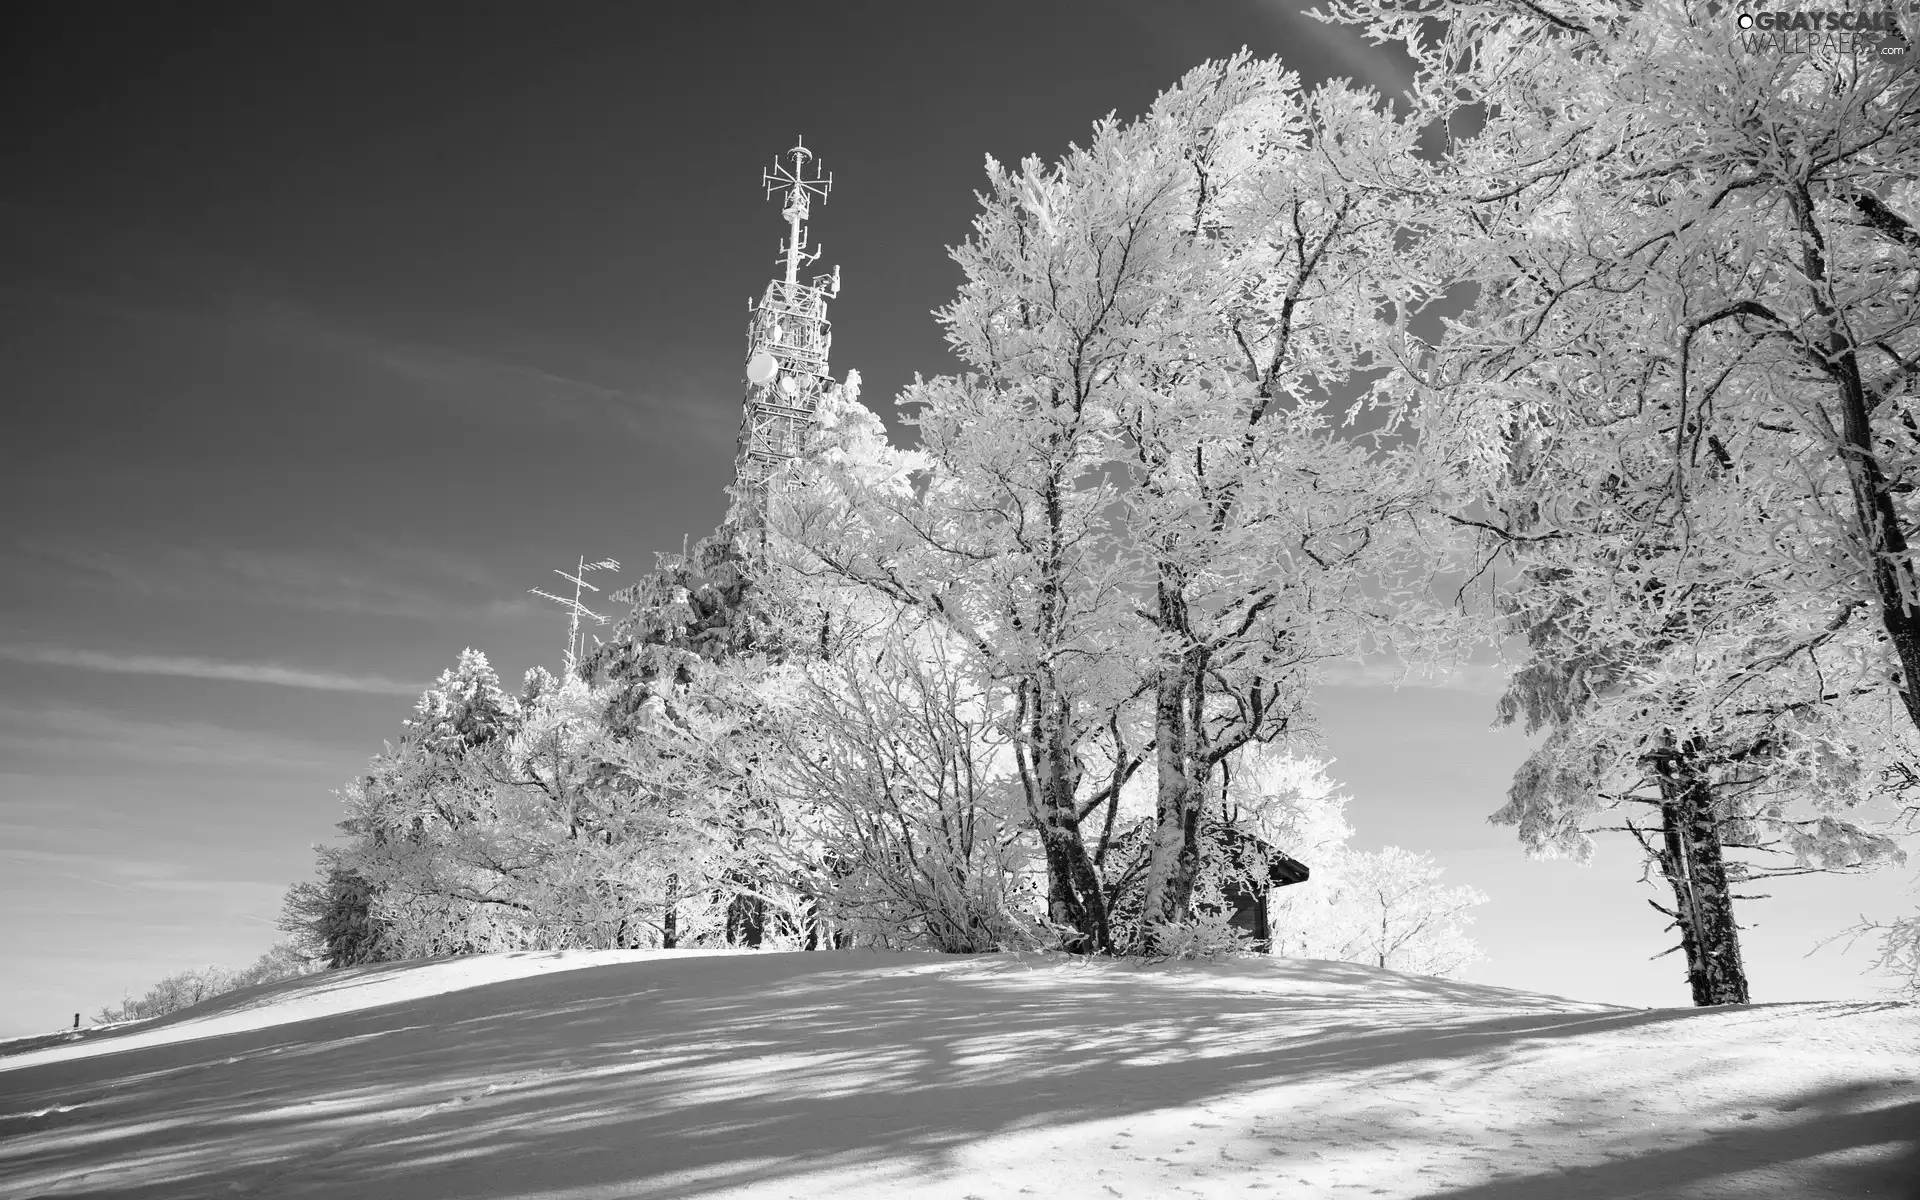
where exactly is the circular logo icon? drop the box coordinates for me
[1737,11,1753,26]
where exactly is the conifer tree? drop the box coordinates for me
[585,520,833,949]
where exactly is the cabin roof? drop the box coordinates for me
[1108,817,1310,889]
[1212,825,1310,888]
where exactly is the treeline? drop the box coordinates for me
[272,633,1488,971]
[261,1,1920,1006]
[94,942,318,1025]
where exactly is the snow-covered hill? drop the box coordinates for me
[1,950,1914,1199]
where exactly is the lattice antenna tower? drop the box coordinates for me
[529,556,621,676]
[731,137,841,530]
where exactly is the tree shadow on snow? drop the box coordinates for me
[0,952,1910,1200]
[1418,1080,1919,1200]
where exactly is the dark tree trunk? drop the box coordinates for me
[1789,184,1920,735]
[1655,805,1712,1007]
[1139,669,1198,942]
[726,886,767,948]
[1648,733,1750,1006]
[1681,777,1749,1005]
[661,873,679,950]
[1137,607,1212,953]
[1027,678,1111,954]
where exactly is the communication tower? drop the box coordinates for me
[731,137,841,528]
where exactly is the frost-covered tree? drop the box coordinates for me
[303,647,653,956]
[94,941,321,1024]
[1493,563,1910,1003]
[1310,0,1920,1002]
[780,54,1449,955]
[1307,847,1489,976]
[585,525,830,949]
[1226,747,1489,976]
[760,599,1045,951]
[338,654,769,954]
[318,647,529,956]
[778,224,1137,954]
[1080,57,1444,948]
[1840,903,1920,997]
[406,647,518,756]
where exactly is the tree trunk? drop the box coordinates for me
[662,872,679,950]
[1029,678,1110,953]
[1137,560,1214,954]
[1136,673,1188,946]
[1680,769,1749,1005]
[1655,802,1712,1007]
[1136,657,1215,950]
[1790,184,1920,734]
[726,886,766,948]
[1648,733,1750,1006]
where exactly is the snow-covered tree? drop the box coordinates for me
[1309,0,1920,1001]
[95,942,324,1024]
[406,647,518,757]
[1307,847,1489,976]
[760,600,1045,952]
[1493,563,1910,1003]
[780,53,1451,955]
[582,493,877,951]
[1850,905,1920,998]
[1087,57,1445,948]
[1218,747,1489,976]
[777,215,1138,954]
[302,645,675,956]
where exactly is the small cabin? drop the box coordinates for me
[1103,818,1310,952]
[1209,825,1310,951]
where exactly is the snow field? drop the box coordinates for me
[0,949,1914,1198]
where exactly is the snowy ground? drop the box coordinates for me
[0,950,1914,1199]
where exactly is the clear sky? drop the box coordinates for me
[2,2,1911,1037]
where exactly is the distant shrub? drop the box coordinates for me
[93,940,322,1024]
[225,940,323,991]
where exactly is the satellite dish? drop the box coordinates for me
[746,352,779,385]
[779,373,799,396]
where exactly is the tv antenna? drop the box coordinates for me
[529,555,621,676]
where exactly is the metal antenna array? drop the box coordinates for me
[529,556,620,676]
[731,136,841,530]
[766,136,832,285]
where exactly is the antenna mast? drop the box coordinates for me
[529,556,621,676]
[731,136,840,530]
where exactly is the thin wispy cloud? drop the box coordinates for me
[0,644,417,695]
[234,296,738,447]
[0,702,347,771]
[5,247,730,448]
[6,539,542,624]
[161,286,725,445]
[0,846,283,898]
[348,328,700,443]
